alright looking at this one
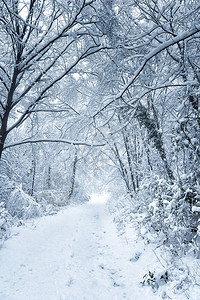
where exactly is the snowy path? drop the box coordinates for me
[0,201,159,300]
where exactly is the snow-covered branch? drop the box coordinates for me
[3,139,105,149]
[93,26,200,117]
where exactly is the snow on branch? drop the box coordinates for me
[7,44,105,133]
[3,139,105,150]
[119,26,200,97]
[93,26,200,117]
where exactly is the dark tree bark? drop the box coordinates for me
[136,102,175,181]
[68,151,78,200]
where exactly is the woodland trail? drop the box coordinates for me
[0,200,159,300]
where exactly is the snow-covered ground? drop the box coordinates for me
[0,195,199,300]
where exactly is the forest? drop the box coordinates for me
[0,0,200,299]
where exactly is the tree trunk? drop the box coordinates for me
[68,151,78,200]
[0,67,20,160]
[30,159,36,196]
[122,130,136,192]
[136,102,175,181]
[47,166,51,189]
[0,112,9,160]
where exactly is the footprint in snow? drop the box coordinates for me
[109,269,117,275]
[89,269,94,273]
[99,264,105,269]
[113,282,120,287]
[129,251,141,262]
[66,276,74,287]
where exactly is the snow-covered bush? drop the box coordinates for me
[0,174,18,240]
[71,185,90,204]
[0,202,13,240]
[35,190,69,215]
[0,174,15,203]
[36,190,68,206]
[141,270,169,292]
[139,174,200,256]
[7,188,41,219]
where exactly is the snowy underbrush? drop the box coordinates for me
[0,173,90,243]
[0,175,13,241]
[0,202,13,241]
[107,176,200,299]
[70,187,90,205]
[2,188,42,242]
[139,175,200,258]
[35,190,69,216]
[0,175,58,241]
[0,176,42,243]
[34,187,89,216]
[7,188,41,219]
